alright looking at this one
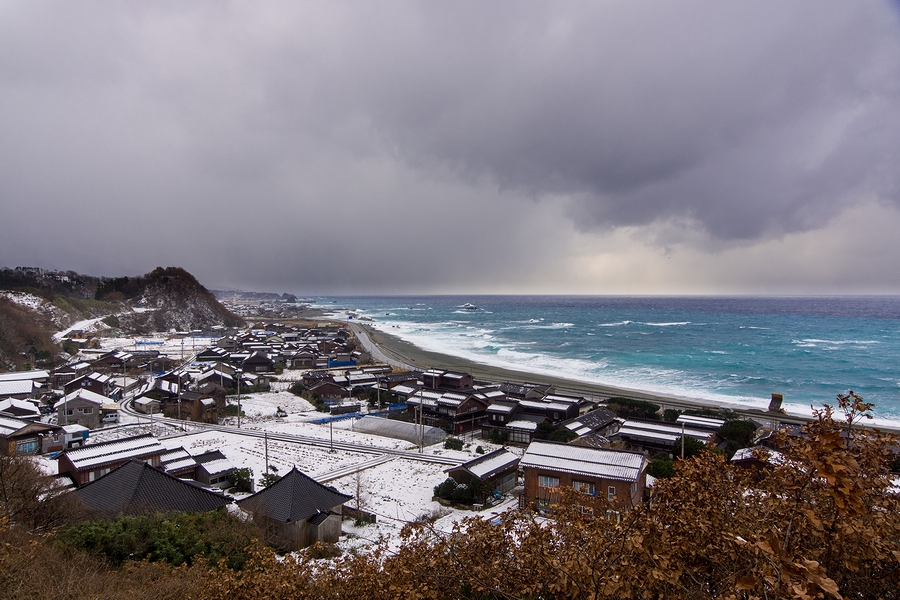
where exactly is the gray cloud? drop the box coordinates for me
[1,1,899,292]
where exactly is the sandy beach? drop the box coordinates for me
[347,322,818,428]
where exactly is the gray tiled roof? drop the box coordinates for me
[75,459,231,515]
[237,467,351,523]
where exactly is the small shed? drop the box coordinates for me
[237,467,352,551]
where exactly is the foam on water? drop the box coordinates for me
[327,296,900,424]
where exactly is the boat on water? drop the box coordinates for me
[460,303,479,310]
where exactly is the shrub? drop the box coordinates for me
[606,397,661,420]
[672,436,705,460]
[434,478,458,500]
[718,420,758,447]
[475,445,484,454]
[444,437,464,450]
[59,510,263,569]
[663,408,682,422]
[647,456,675,478]
[227,467,253,493]
[489,428,509,444]
[450,484,474,504]
[547,427,578,443]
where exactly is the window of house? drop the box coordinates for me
[605,510,621,523]
[631,482,637,494]
[573,481,596,495]
[80,407,93,414]
[65,409,73,416]
[607,486,616,502]
[538,475,559,489]
[16,440,38,454]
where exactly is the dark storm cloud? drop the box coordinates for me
[1,1,898,292]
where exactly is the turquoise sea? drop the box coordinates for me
[312,296,900,426]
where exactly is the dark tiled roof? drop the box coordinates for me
[75,459,232,515]
[237,467,351,523]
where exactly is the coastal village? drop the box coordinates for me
[2,293,815,555]
[2,273,899,598]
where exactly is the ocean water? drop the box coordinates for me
[313,296,900,425]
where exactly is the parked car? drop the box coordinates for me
[101,413,119,424]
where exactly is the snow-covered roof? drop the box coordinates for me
[197,458,235,477]
[676,415,726,429]
[53,389,108,409]
[487,402,517,414]
[62,435,165,471]
[0,398,41,416]
[447,448,521,480]
[507,420,539,431]
[521,441,646,483]
[0,370,49,382]
[0,415,28,435]
[519,399,571,412]
[620,420,712,440]
[0,380,36,397]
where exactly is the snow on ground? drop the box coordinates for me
[2,291,69,327]
[154,388,518,553]
[98,334,219,359]
[53,316,113,341]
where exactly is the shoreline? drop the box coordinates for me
[347,321,823,429]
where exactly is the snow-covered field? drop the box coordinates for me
[91,387,517,553]
[154,389,517,552]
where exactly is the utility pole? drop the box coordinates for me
[681,423,685,459]
[265,431,269,471]
[418,389,424,453]
[236,368,242,428]
[330,416,334,452]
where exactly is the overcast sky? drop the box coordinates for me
[2,1,900,295]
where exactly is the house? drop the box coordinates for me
[64,372,114,398]
[0,380,39,401]
[242,351,275,374]
[54,389,107,429]
[133,396,162,415]
[406,391,490,433]
[504,416,547,444]
[518,399,580,423]
[286,350,318,369]
[50,362,92,388]
[160,447,198,479]
[610,419,714,456]
[520,441,649,512]
[74,459,232,516]
[179,391,218,423]
[0,415,65,456]
[308,380,349,402]
[57,434,167,486]
[422,369,474,391]
[0,369,49,387]
[444,448,520,496]
[193,450,237,488]
[196,347,232,363]
[560,407,620,441]
[0,398,42,420]
[237,467,352,551]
